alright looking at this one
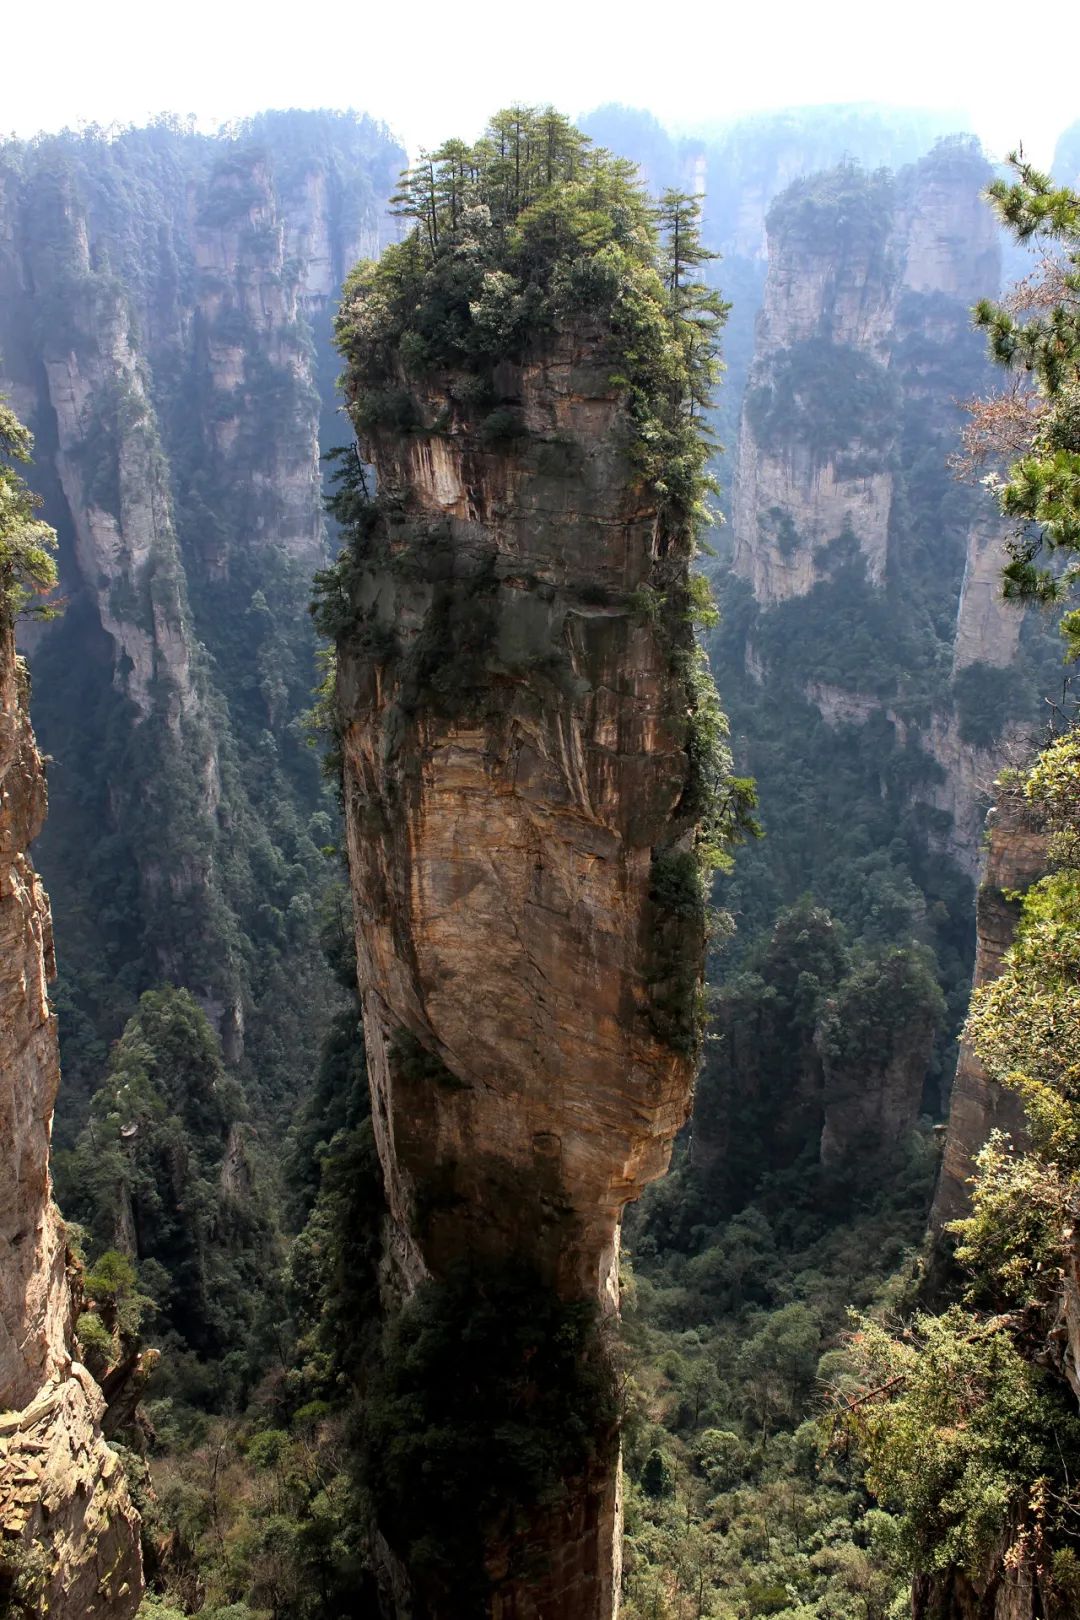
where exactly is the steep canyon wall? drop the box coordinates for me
[930,793,1046,1228]
[692,137,1066,1193]
[729,138,1040,879]
[0,113,403,1128]
[0,620,141,1618]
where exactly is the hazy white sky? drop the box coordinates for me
[8,0,1078,166]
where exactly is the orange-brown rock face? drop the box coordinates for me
[0,622,142,1617]
[930,793,1047,1229]
[336,330,704,1614]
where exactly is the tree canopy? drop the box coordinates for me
[334,104,728,545]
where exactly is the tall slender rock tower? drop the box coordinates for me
[326,115,733,1616]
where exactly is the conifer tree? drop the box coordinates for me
[655,190,730,415]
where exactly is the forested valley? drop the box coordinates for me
[2,96,1080,1620]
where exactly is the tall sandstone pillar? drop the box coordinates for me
[334,325,707,1615]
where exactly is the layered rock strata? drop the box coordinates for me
[336,329,706,1614]
[0,620,141,1617]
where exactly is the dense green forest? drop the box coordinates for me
[5,96,1080,1620]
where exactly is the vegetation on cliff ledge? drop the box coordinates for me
[334,104,727,540]
[325,106,758,1058]
[0,399,57,622]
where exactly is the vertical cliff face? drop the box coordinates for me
[733,143,998,613]
[0,114,404,1129]
[726,139,1054,885]
[952,514,1025,674]
[0,621,141,1617]
[335,333,703,1613]
[19,172,198,723]
[340,339,697,1305]
[930,793,1046,1228]
[192,153,327,578]
[732,165,901,602]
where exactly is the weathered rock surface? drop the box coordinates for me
[730,160,898,601]
[930,793,1046,1228]
[952,514,1025,674]
[733,428,894,602]
[192,156,329,575]
[337,328,704,1614]
[0,116,403,1089]
[730,139,1036,881]
[734,142,999,608]
[0,620,141,1616]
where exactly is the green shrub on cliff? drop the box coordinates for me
[0,399,57,621]
[838,1307,1080,1583]
[765,164,895,257]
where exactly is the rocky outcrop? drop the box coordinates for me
[0,620,141,1616]
[930,792,1046,1228]
[193,154,325,575]
[733,141,998,610]
[952,514,1024,673]
[43,291,196,724]
[729,139,1043,882]
[916,712,1017,878]
[0,114,404,1109]
[896,144,999,302]
[731,163,899,601]
[0,632,66,1416]
[1,163,196,724]
[335,326,705,1614]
